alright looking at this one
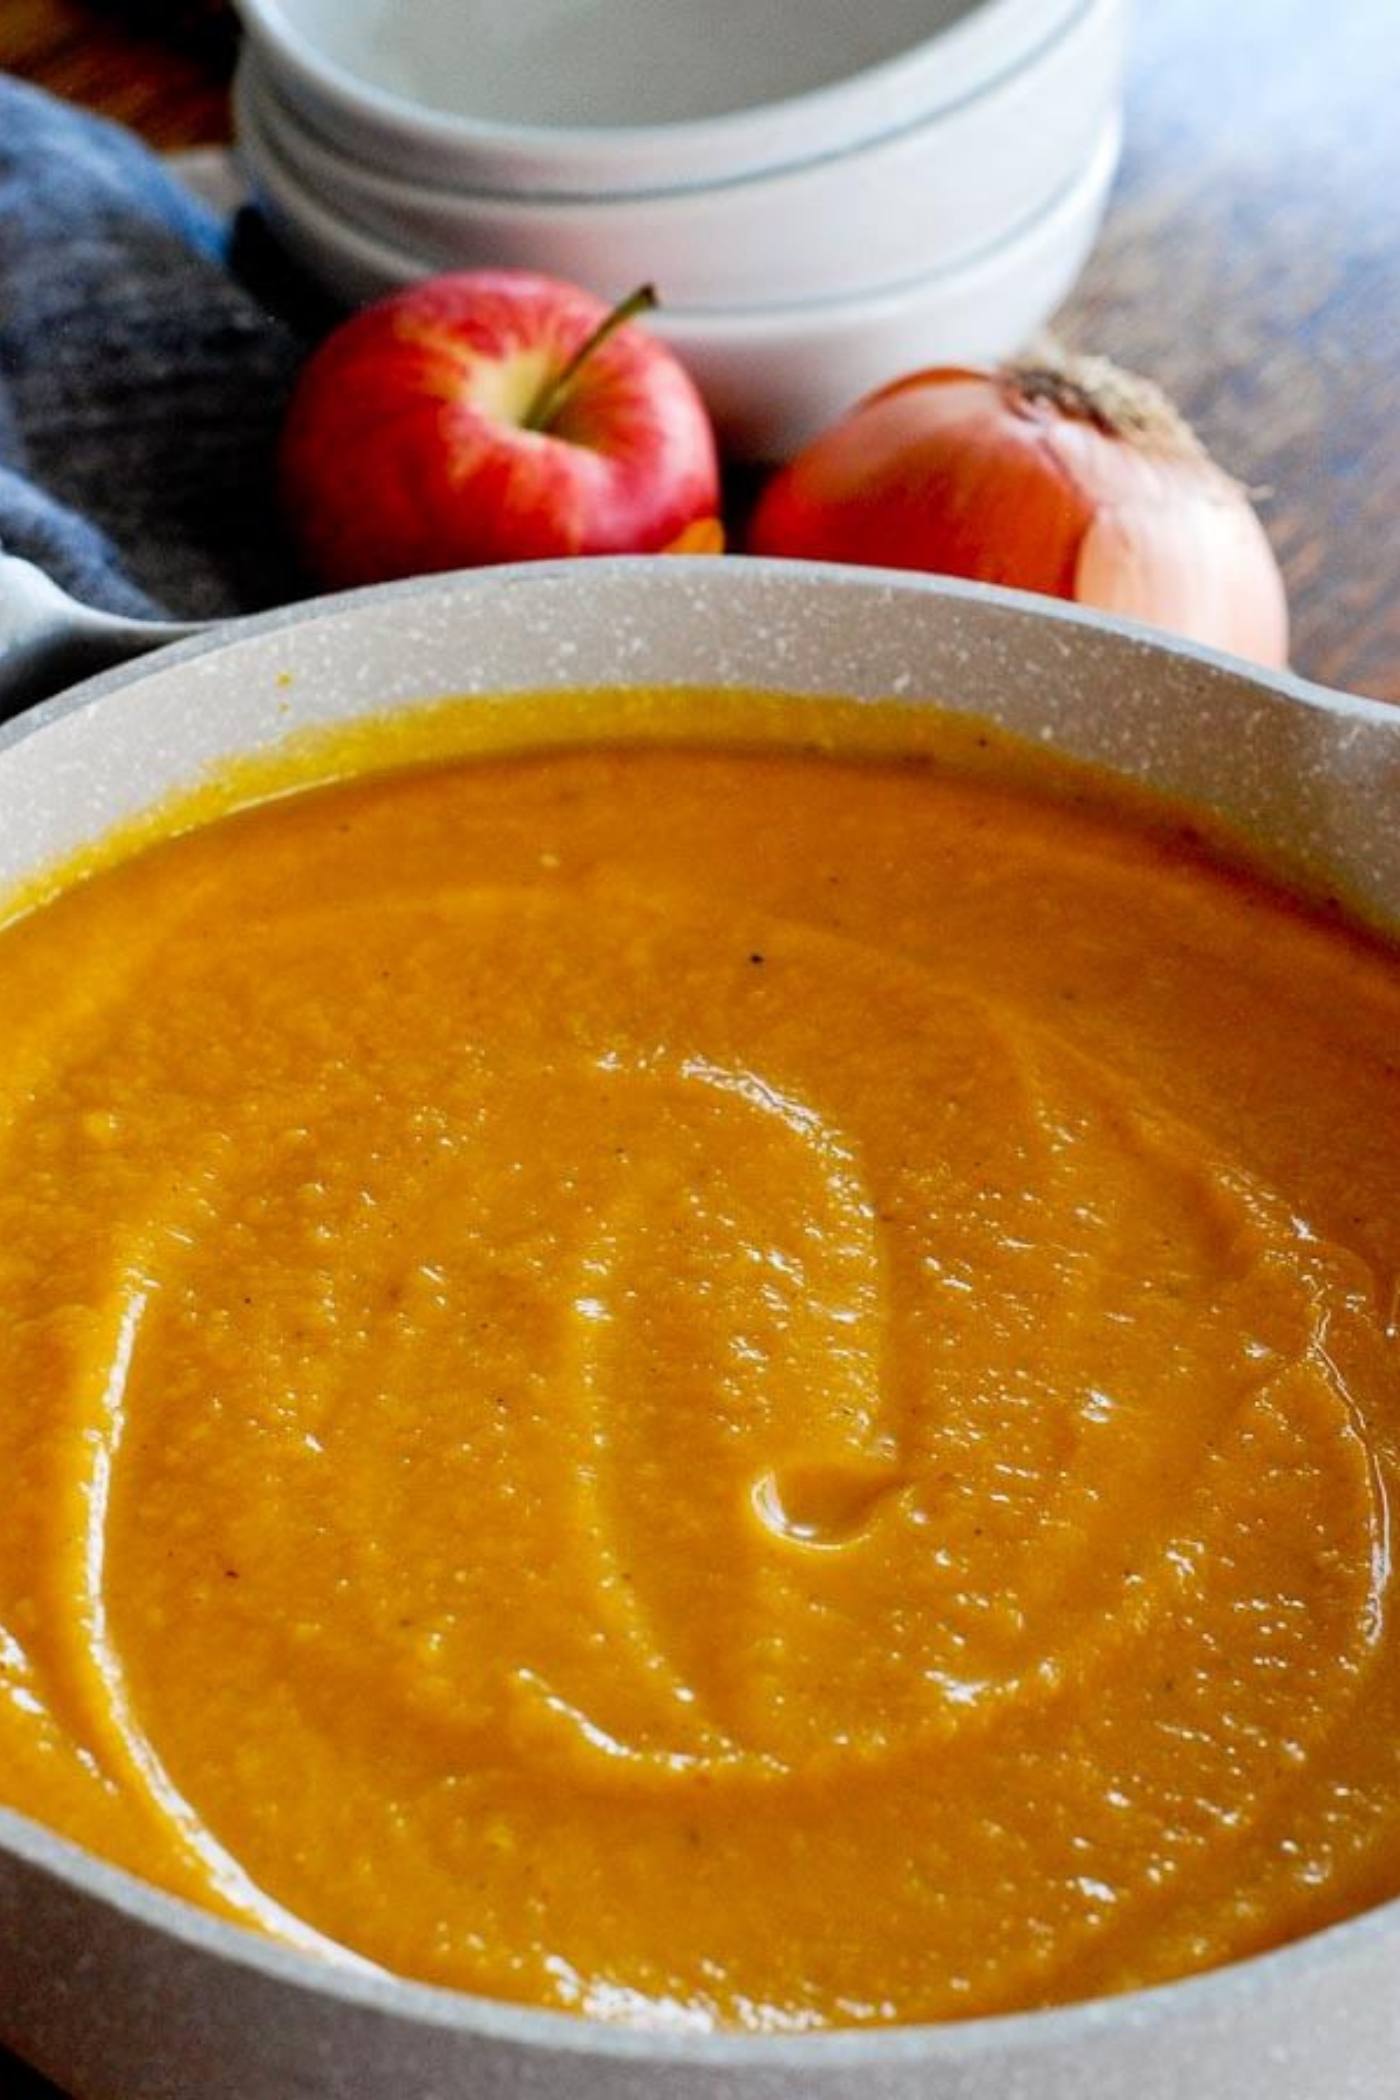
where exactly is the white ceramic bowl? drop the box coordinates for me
[238,114,1120,457]
[232,0,1089,194]
[234,0,1124,310]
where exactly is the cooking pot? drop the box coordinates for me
[0,556,1397,2100]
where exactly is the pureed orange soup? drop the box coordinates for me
[1,687,1399,2034]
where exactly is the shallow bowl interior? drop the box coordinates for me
[263,0,987,129]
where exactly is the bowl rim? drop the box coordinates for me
[235,0,1121,215]
[231,0,1092,175]
[2,555,1398,2068]
[237,109,1123,327]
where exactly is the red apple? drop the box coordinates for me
[279,271,721,589]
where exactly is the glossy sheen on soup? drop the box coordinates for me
[1,691,1399,2034]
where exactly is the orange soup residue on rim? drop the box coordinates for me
[1,688,1399,2033]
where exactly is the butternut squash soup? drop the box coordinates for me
[1,692,1399,2034]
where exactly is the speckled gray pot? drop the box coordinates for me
[1,558,1398,2100]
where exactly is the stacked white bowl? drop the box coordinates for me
[233,0,1127,456]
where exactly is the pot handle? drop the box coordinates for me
[0,553,208,718]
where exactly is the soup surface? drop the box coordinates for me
[1,693,1399,2032]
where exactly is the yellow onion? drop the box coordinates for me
[749,350,1289,667]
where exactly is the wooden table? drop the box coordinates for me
[0,1,1397,2091]
[1068,0,1400,701]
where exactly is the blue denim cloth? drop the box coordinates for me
[0,73,307,618]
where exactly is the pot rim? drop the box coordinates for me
[3,555,1389,768]
[2,552,1396,2066]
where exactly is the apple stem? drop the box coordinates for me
[523,284,659,434]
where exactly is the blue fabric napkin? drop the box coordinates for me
[0,72,311,620]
